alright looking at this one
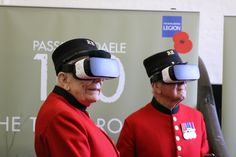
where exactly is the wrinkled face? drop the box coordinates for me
[153,81,187,103]
[160,82,187,101]
[59,72,104,107]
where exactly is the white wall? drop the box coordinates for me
[1,0,236,84]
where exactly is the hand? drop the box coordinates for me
[204,153,216,157]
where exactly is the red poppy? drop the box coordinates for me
[173,31,193,54]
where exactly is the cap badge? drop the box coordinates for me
[167,50,175,55]
[86,40,96,46]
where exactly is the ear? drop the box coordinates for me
[57,72,70,91]
[152,81,162,94]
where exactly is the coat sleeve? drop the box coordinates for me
[200,113,210,157]
[116,119,136,157]
[43,112,90,157]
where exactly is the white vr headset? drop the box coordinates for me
[151,64,200,83]
[62,57,120,79]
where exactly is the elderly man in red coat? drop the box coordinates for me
[35,38,120,157]
[117,49,214,157]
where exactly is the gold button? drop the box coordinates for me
[173,116,177,122]
[177,146,182,151]
[175,125,179,130]
[176,136,180,141]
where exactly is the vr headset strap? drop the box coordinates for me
[61,60,93,79]
[61,64,75,73]
[150,73,162,82]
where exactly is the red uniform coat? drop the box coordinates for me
[117,98,209,157]
[35,86,119,157]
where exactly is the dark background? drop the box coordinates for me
[212,84,222,126]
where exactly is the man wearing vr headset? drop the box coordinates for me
[35,38,120,157]
[117,49,214,157]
